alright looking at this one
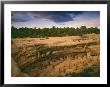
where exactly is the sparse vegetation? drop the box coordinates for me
[64,67,100,77]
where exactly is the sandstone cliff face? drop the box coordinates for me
[11,58,29,77]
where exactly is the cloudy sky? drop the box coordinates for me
[11,11,100,28]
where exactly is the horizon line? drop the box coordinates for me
[11,26,100,29]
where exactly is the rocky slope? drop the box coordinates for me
[11,34,100,77]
